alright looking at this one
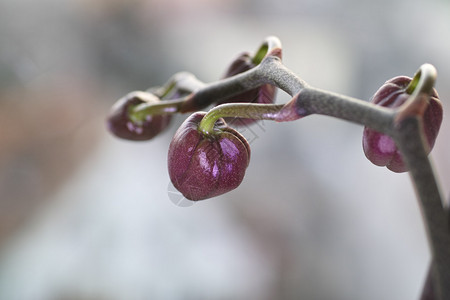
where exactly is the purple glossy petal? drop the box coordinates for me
[107,92,172,141]
[362,76,443,173]
[168,112,250,201]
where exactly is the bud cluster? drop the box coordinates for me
[106,37,443,200]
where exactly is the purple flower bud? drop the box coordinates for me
[363,76,443,172]
[168,112,250,201]
[107,92,172,141]
[217,50,281,125]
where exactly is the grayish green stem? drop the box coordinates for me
[123,45,447,299]
[394,116,449,300]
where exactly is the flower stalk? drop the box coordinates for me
[107,36,448,299]
[198,103,284,136]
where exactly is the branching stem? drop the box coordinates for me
[119,38,448,299]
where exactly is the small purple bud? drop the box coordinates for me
[168,112,250,201]
[363,76,443,172]
[217,50,282,125]
[107,92,172,141]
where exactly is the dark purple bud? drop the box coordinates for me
[107,91,172,141]
[363,76,443,172]
[216,50,281,125]
[168,112,250,201]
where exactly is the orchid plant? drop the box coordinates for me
[107,36,448,299]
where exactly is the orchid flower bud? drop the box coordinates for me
[362,76,443,172]
[107,92,172,141]
[168,112,250,200]
[216,50,281,125]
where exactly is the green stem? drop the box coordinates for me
[252,44,268,65]
[405,64,436,95]
[160,81,177,99]
[293,87,395,133]
[130,98,185,123]
[395,116,449,300]
[392,64,448,300]
[128,72,206,123]
[397,64,438,123]
[148,71,204,99]
[252,36,282,64]
[258,56,308,96]
[198,103,284,136]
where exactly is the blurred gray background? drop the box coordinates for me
[0,0,449,299]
